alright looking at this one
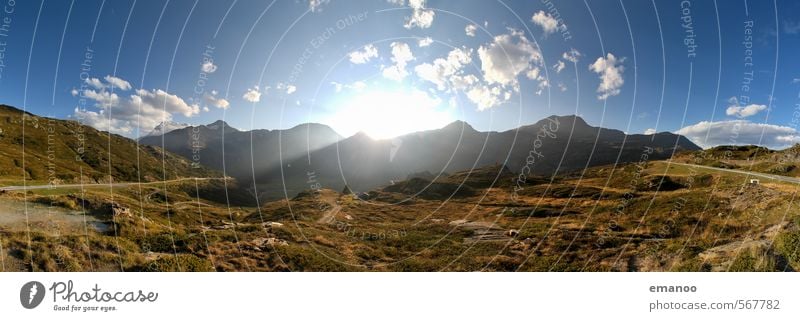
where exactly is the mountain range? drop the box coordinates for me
[139,114,701,200]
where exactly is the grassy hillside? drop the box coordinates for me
[0,104,218,185]
[672,145,800,176]
[3,154,799,271]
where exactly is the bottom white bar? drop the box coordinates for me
[0,273,795,320]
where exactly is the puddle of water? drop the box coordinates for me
[0,200,111,234]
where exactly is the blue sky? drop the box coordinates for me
[0,0,798,147]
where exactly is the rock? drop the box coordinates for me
[262,221,284,228]
[109,202,131,217]
[449,219,468,226]
[253,237,288,247]
[506,229,519,237]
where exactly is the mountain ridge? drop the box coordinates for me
[139,114,701,200]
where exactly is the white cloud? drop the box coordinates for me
[85,77,105,90]
[676,120,800,149]
[73,79,200,136]
[531,11,562,35]
[204,90,230,110]
[466,84,510,111]
[201,61,217,73]
[104,76,132,91]
[84,75,132,91]
[414,47,472,90]
[242,86,261,102]
[465,24,477,37]
[308,0,329,12]
[382,42,414,81]
[553,60,565,73]
[562,48,581,63]
[725,100,767,118]
[387,0,405,5]
[275,82,297,95]
[792,78,800,84]
[135,89,200,117]
[331,81,367,92]
[557,82,567,92]
[644,128,657,135]
[81,88,120,108]
[589,53,625,100]
[477,29,543,89]
[348,44,379,64]
[418,37,433,47]
[404,0,435,29]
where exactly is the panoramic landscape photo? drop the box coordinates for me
[1,0,800,272]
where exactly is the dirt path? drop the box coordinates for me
[0,177,229,192]
[667,162,800,184]
[316,193,342,224]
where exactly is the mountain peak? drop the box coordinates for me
[442,120,476,132]
[205,120,239,132]
[142,120,190,138]
[547,115,589,127]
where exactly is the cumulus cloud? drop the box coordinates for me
[404,0,435,29]
[589,53,625,100]
[531,11,562,35]
[348,44,379,64]
[73,77,199,136]
[726,101,767,118]
[414,47,472,90]
[677,120,800,149]
[201,61,217,73]
[465,24,477,37]
[81,88,120,108]
[84,75,132,91]
[286,85,297,94]
[308,0,329,12]
[644,128,657,135]
[242,86,262,102]
[204,90,230,110]
[418,37,433,47]
[104,76,132,91]
[382,42,414,81]
[466,84,511,111]
[553,60,565,73]
[477,29,543,89]
[562,48,581,63]
[85,77,105,90]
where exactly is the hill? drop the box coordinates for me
[0,104,217,185]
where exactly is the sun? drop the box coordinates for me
[327,88,455,140]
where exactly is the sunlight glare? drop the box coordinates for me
[328,89,454,140]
